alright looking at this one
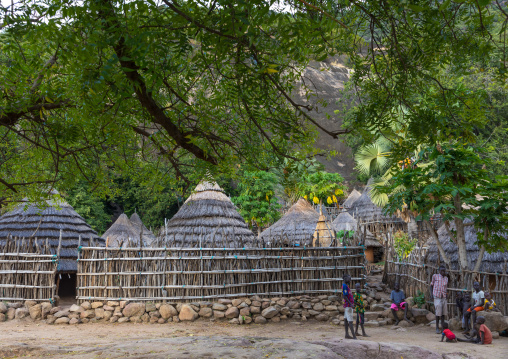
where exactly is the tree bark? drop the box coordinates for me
[453,193,469,272]
[473,229,488,273]
[425,220,451,268]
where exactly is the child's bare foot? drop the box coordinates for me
[345,335,353,339]
[355,332,361,336]
[362,333,370,337]
[394,320,400,326]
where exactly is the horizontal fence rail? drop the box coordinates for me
[0,236,60,302]
[77,245,366,302]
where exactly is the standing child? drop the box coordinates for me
[342,274,357,340]
[461,293,472,330]
[354,283,369,337]
[440,321,457,343]
[390,282,410,325]
[430,265,449,334]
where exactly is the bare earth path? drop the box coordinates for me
[0,320,506,358]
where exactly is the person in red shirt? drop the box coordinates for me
[440,321,457,343]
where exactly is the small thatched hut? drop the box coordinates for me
[163,180,255,246]
[102,213,142,248]
[332,211,383,262]
[130,212,156,246]
[427,221,508,274]
[342,189,361,209]
[312,209,335,247]
[260,198,320,246]
[0,195,103,297]
[348,188,404,236]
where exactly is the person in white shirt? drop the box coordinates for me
[463,281,484,334]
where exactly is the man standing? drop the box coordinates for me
[430,265,449,334]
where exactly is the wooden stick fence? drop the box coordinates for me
[76,245,365,302]
[383,237,508,318]
[0,235,60,302]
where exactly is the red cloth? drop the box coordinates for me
[480,324,492,344]
[443,329,456,340]
[431,274,448,298]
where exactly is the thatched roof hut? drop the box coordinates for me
[0,196,102,272]
[130,212,156,246]
[260,198,320,246]
[102,213,143,248]
[312,212,335,247]
[343,189,361,209]
[348,189,403,224]
[427,221,508,273]
[163,180,255,246]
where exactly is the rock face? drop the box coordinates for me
[178,305,198,321]
[261,307,278,319]
[225,307,239,319]
[123,303,145,318]
[29,304,42,320]
[0,302,7,313]
[15,308,29,319]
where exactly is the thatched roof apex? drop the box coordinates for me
[343,189,361,209]
[260,198,319,245]
[130,213,156,245]
[103,214,143,248]
[331,211,382,247]
[427,220,508,273]
[164,179,255,246]
[0,195,103,272]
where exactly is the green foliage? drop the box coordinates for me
[232,171,281,232]
[413,290,426,309]
[382,143,508,253]
[393,230,417,260]
[298,171,346,205]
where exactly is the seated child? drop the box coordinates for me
[457,316,493,345]
[484,292,500,313]
[440,321,457,343]
[390,282,410,325]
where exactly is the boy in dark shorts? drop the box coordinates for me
[354,283,369,337]
[440,321,457,343]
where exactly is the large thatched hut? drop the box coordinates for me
[102,213,142,248]
[163,180,255,246]
[260,198,320,246]
[332,211,383,262]
[0,195,103,297]
[342,189,361,209]
[427,221,508,274]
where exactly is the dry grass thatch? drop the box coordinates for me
[130,213,156,245]
[348,188,402,224]
[427,220,508,273]
[0,196,102,272]
[162,180,255,246]
[343,189,361,209]
[312,214,335,247]
[260,198,320,245]
[102,213,143,248]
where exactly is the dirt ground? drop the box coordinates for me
[0,320,506,359]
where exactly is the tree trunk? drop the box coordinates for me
[424,220,451,268]
[453,193,469,272]
[473,229,488,273]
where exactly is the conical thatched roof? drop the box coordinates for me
[343,189,361,209]
[0,195,103,272]
[312,213,335,247]
[427,220,508,273]
[164,180,255,246]
[332,211,382,247]
[102,214,143,248]
[130,212,156,246]
[348,188,402,224]
[260,198,320,245]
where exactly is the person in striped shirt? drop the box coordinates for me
[430,265,449,334]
